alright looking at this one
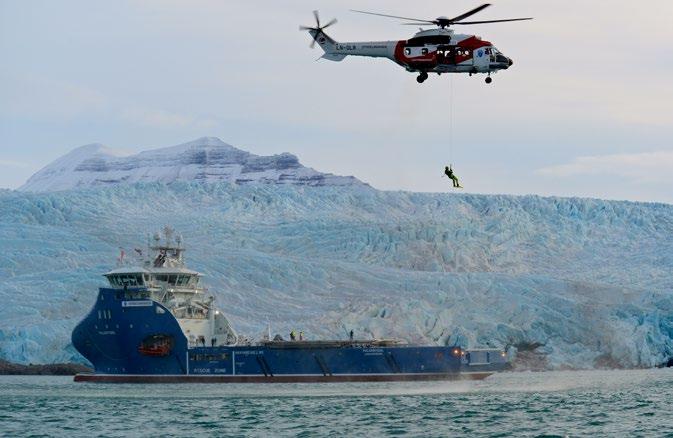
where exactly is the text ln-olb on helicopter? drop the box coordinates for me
[301,4,532,84]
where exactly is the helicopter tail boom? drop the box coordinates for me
[308,30,396,62]
[307,29,347,62]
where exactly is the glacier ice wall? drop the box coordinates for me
[0,183,672,368]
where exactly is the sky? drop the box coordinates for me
[1,0,672,203]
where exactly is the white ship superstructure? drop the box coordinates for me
[104,226,237,347]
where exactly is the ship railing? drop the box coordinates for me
[258,339,407,349]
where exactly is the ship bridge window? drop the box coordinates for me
[155,274,181,285]
[107,274,144,287]
[404,48,411,56]
[421,48,428,55]
[176,275,193,286]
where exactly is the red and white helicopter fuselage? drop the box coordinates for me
[309,27,513,83]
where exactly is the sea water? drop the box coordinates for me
[1,369,672,437]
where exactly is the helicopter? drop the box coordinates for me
[300,4,532,84]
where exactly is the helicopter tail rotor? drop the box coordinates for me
[300,10,338,49]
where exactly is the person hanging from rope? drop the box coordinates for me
[444,165,462,188]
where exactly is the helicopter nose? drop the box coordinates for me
[508,57,514,67]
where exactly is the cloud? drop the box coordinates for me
[536,150,673,184]
[120,107,217,129]
[0,159,30,169]
[0,73,107,120]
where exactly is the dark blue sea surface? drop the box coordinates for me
[1,369,672,437]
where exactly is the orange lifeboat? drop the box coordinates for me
[138,335,173,357]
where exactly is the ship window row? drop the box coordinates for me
[97,309,112,319]
[154,274,194,286]
[107,273,197,287]
[190,353,229,361]
[107,274,144,287]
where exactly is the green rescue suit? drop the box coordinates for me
[444,166,462,188]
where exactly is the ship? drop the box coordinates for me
[72,227,509,383]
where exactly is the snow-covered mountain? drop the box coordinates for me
[1,182,672,369]
[19,137,364,192]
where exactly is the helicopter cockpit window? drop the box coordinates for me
[404,48,411,56]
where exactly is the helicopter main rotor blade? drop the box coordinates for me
[453,18,533,25]
[322,18,337,28]
[299,25,313,31]
[449,3,491,23]
[313,10,320,27]
[350,9,434,24]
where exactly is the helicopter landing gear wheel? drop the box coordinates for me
[485,76,492,84]
[417,72,428,84]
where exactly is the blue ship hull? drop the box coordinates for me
[72,288,507,383]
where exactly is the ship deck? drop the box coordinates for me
[257,339,406,349]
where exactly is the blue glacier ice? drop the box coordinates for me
[1,182,672,368]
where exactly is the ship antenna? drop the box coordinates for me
[163,225,174,246]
